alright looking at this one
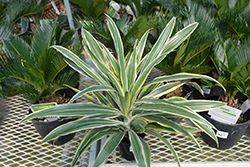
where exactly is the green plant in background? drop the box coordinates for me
[22,16,225,167]
[78,14,159,56]
[112,0,162,18]
[0,18,82,104]
[70,0,110,21]
[155,1,216,75]
[213,0,250,41]
[0,0,47,48]
[210,36,250,97]
[0,0,47,31]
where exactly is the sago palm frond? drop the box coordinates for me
[0,19,80,104]
[156,1,216,75]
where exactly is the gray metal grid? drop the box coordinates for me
[0,96,90,167]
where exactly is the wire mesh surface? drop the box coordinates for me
[0,96,90,167]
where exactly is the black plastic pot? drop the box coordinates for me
[29,87,78,145]
[199,111,250,149]
[192,85,225,100]
[119,139,134,161]
[118,133,145,161]
[32,117,77,145]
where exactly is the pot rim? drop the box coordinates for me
[200,111,250,126]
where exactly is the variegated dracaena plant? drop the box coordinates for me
[22,16,225,167]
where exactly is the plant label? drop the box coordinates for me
[202,88,211,95]
[240,99,250,113]
[30,102,58,121]
[208,105,242,124]
[216,130,229,139]
[107,6,120,20]
[30,102,57,112]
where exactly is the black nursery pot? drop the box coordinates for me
[32,117,76,145]
[119,139,134,161]
[199,111,250,150]
[192,85,225,100]
[119,133,145,161]
[29,87,78,146]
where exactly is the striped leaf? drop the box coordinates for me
[106,15,128,92]
[42,118,125,143]
[51,45,106,85]
[145,129,181,167]
[72,127,112,166]
[21,103,121,122]
[144,82,185,98]
[134,102,216,128]
[93,131,125,167]
[146,73,225,92]
[129,130,150,167]
[144,115,200,149]
[69,85,115,103]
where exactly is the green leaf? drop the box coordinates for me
[146,123,178,134]
[144,82,185,98]
[144,115,200,148]
[192,120,218,146]
[146,73,225,92]
[21,103,121,122]
[131,18,177,102]
[141,138,151,167]
[131,117,147,132]
[162,22,199,57]
[106,71,124,96]
[135,29,151,64]
[63,83,98,104]
[126,49,137,89]
[93,131,125,167]
[188,82,205,96]
[143,17,176,69]
[129,130,150,167]
[106,14,128,92]
[134,102,216,128]
[172,100,226,112]
[69,85,115,103]
[51,45,106,85]
[72,127,112,166]
[145,129,181,167]
[122,91,130,116]
[99,43,120,76]
[42,118,124,143]
[138,83,160,99]
[81,27,107,64]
